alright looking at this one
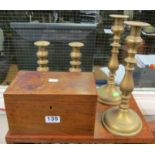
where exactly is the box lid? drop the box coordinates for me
[4,71,97,96]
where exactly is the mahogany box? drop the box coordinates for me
[4,71,97,136]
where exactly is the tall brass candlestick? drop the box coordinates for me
[97,14,128,105]
[34,40,50,72]
[69,42,84,72]
[102,21,150,136]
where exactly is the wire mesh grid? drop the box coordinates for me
[0,10,155,85]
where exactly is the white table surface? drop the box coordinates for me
[0,114,8,144]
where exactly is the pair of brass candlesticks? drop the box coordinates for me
[98,15,150,136]
[34,40,84,72]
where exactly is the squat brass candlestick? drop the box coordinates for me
[102,21,150,136]
[34,40,50,72]
[97,14,128,105]
[69,42,84,72]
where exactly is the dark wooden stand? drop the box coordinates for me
[6,96,154,143]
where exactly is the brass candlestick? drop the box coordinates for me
[34,40,50,72]
[97,14,128,105]
[69,42,84,72]
[102,21,150,136]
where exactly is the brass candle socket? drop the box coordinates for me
[69,42,84,72]
[102,21,150,136]
[98,14,129,105]
[34,40,50,72]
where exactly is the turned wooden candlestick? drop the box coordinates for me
[69,42,84,72]
[102,21,150,137]
[34,40,50,72]
[97,14,129,105]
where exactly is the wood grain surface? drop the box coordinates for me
[5,96,154,143]
[4,71,97,137]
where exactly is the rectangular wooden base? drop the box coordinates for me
[6,96,154,143]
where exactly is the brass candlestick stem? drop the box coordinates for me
[69,42,84,72]
[98,14,128,105]
[102,21,150,136]
[34,40,50,72]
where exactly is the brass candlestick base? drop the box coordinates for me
[102,106,142,136]
[98,85,121,105]
[97,14,128,105]
[102,21,150,136]
[69,42,84,72]
[34,40,50,72]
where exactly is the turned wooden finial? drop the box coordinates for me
[34,40,50,72]
[69,42,84,72]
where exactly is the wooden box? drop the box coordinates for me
[4,71,97,136]
[5,96,154,144]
